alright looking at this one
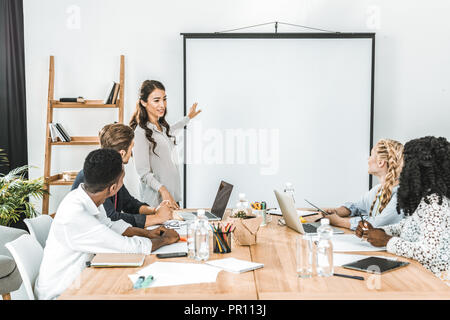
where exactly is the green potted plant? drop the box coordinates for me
[0,162,46,227]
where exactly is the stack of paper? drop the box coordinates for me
[206,258,264,273]
[128,262,221,288]
[332,234,386,252]
[151,242,188,255]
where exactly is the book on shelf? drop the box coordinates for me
[50,123,65,142]
[105,81,117,104]
[50,123,71,142]
[49,123,58,142]
[111,83,120,105]
[55,123,71,142]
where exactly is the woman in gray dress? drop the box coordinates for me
[130,80,202,208]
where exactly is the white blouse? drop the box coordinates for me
[382,194,450,283]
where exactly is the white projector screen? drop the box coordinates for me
[183,34,374,209]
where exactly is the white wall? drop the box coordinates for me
[23,0,450,212]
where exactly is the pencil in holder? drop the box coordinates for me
[213,231,232,254]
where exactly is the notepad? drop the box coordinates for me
[206,258,264,273]
[342,256,409,274]
[151,242,188,255]
[333,253,397,267]
[88,253,146,267]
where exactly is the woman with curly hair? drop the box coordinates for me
[130,80,202,208]
[356,136,450,282]
[322,139,405,230]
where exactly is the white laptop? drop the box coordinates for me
[274,190,344,235]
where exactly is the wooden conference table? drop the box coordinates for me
[59,209,450,300]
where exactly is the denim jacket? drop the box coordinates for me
[343,184,404,230]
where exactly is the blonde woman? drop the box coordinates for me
[323,139,405,230]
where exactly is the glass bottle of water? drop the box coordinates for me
[284,182,295,204]
[316,218,334,277]
[187,219,197,259]
[194,209,210,261]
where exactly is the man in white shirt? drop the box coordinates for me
[35,149,179,300]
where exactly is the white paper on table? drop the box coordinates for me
[205,257,264,273]
[332,234,386,252]
[267,209,317,217]
[151,241,188,255]
[128,262,221,288]
[333,253,397,267]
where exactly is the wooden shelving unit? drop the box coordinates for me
[42,55,125,215]
[49,136,100,146]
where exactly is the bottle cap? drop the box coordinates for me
[285,182,293,188]
[321,218,330,225]
[197,209,205,217]
[239,193,246,200]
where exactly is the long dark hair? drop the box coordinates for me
[129,80,175,156]
[397,136,450,215]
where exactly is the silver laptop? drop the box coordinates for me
[178,181,233,221]
[274,190,344,235]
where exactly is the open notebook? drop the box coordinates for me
[87,253,146,268]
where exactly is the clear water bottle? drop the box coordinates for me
[194,209,210,261]
[284,182,295,204]
[187,219,197,259]
[235,193,251,216]
[316,218,334,277]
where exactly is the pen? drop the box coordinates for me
[333,273,364,281]
[359,213,365,224]
[359,214,368,241]
[141,275,154,288]
[133,276,145,289]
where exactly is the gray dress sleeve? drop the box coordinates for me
[170,116,190,132]
[133,127,163,192]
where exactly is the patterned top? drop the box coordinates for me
[382,194,450,283]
